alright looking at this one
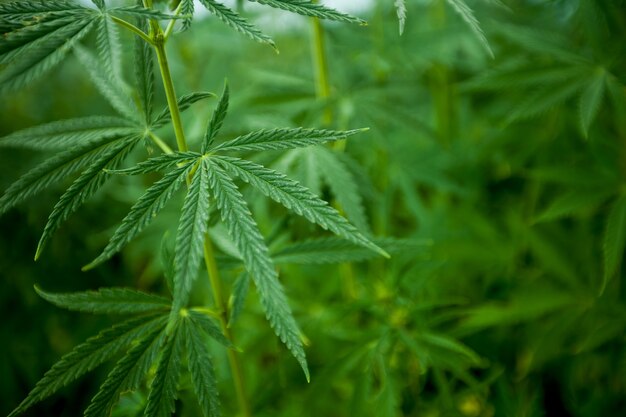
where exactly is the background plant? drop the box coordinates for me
[2,0,626,416]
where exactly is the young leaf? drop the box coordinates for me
[202,82,230,153]
[0,116,138,151]
[85,161,195,270]
[74,44,135,120]
[205,159,309,380]
[199,0,276,49]
[251,0,365,25]
[579,68,606,137]
[314,147,371,234]
[534,187,614,223]
[173,159,211,312]
[36,136,141,259]
[84,325,166,417]
[603,196,626,293]
[152,92,217,128]
[8,314,167,417]
[0,134,136,216]
[214,156,387,257]
[34,286,171,315]
[145,320,184,417]
[446,0,493,57]
[210,127,368,153]
[183,316,220,417]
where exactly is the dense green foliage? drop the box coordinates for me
[1,0,625,416]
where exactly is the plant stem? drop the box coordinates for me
[154,38,188,152]
[310,14,332,128]
[203,236,251,417]
[147,11,252,417]
[110,15,154,45]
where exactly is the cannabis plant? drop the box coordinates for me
[0,1,392,416]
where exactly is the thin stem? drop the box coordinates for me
[164,2,184,41]
[203,236,251,417]
[110,15,154,45]
[154,36,188,152]
[148,131,174,154]
[310,16,332,127]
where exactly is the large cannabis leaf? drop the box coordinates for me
[9,286,228,417]
[84,84,388,379]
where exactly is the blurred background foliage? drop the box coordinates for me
[1,0,626,416]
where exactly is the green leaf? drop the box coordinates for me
[211,127,367,153]
[74,44,135,119]
[272,237,430,265]
[0,3,97,94]
[7,314,167,417]
[0,134,136,216]
[214,156,387,257]
[188,310,231,347]
[183,316,220,417]
[228,272,251,327]
[109,6,182,20]
[84,325,166,417]
[152,92,217,128]
[173,159,211,312]
[202,82,230,153]
[145,320,184,417]
[109,152,201,175]
[446,0,493,57]
[314,147,371,234]
[603,196,626,293]
[579,68,606,137]
[97,12,123,83]
[179,0,195,31]
[134,9,155,124]
[251,0,365,25]
[34,286,171,315]
[199,0,276,49]
[0,117,138,151]
[85,161,195,270]
[534,187,614,223]
[36,136,141,259]
[205,159,309,380]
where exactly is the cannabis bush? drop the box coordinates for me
[2,0,625,416]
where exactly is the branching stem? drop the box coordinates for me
[110,15,153,45]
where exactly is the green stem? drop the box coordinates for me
[310,15,332,128]
[146,8,252,416]
[203,237,251,417]
[110,15,154,45]
[154,37,188,152]
[148,131,174,154]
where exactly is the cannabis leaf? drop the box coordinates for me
[446,0,493,57]
[85,86,386,378]
[9,287,228,417]
[395,0,407,35]
[199,0,276,49]
[250,0,366,25]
